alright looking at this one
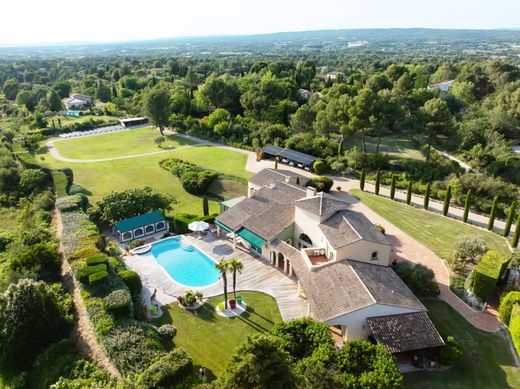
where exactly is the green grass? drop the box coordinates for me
[345,135,425,161]
[0,207,18,235]
[351,189,509,258]
[155,291,282,377]
[405,300,520,389]
[54,114,118,126]
[53,127,195,159]
[37,145,251,215]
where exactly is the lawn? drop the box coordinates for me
[155,291,282,377]
[405,300,520,388]
[0,207,18,235]
[37,145,251,215]
[351,189,509,258]
[52,127,196,160]
[345,134,425,161]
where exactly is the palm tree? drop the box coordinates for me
[228,258,244,299]
[215,259,230,309]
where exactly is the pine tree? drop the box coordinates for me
[360,169,366,191]
[202,196,209,216]
[390,175,396,200]
[504,200,516,237]
[406,180,412,205]
[463,189,471,223]
[488,196,498,231]
[443,186,451,216]
[513,216,520,248]
[424,182,431,210]
[375,170,381,195]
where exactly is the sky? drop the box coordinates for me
[1,0,519,46]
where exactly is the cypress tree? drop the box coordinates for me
[375,170,381,195]
[504,200,516,237]
[488,196,498,231]
[406,180,412,205]
[274,157,278,169]
[463,189,471,223]
[202,196,209,216]
[295,176,300,186]
[424,182,431,210]
[443,186,452,216]
[513,216,520,248]
[390,175,396,200]
[360,169,366,191]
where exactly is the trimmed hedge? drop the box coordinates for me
[89,271,108,285]
[510,304,520,355]
[473,251,510,301]
[77,264,107,281]
[119,270,142,296]
[69,184,89,196]
[137,348,193,389]
[51,171,69,197]
[173,213,218,234]
[104,289,133,318]
[498,291,520,325]
[85,254,109,266]
[56,195,84,212]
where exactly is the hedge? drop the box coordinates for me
[104,289,133,318]
[69,184,89,196]
[85,254,109,266]
[89,271,108,285]
[473,251,510,301]
[173,213,218,234]
[137,348,193,389]
[119,270,142,296]
[498,291,520,325]
[51,171,69,197]
[510,304,520,355]
[56,195,84,213]
[77,264,108,281]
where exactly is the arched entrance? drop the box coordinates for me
[277,252,284,269]
[298,233,313,248]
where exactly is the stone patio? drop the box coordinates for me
[123,234,309,321]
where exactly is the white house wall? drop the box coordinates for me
[294,207,322,247]
[335,240,391,266]
[326,304,423,339]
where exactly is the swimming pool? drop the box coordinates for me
[149,237,221,287]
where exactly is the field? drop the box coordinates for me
[155,292,282,377]
[52,127,196,159]
[345,135,425,161]
[37,129,251,215]
[406,300,520,388]
[351,189,509,258]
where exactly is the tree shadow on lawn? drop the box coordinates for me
[245,306,276,325]
[232,308,271,333]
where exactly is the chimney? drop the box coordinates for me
[306,186,317,198]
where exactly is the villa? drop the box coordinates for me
[64,93,92,111]
[216,168,444,352]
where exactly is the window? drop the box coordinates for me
[156,221,165,231]
[371,251,378,261]
[145,225,155,234]
[134,227,144,238]
[251,245,262,255]
[299,233,313,248]
[122,231,132,241]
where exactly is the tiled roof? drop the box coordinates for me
[349,260,425,311]
[319,209,390,249]
[295,192,350,217]
[367,312,445,353]
[248,168,307,187]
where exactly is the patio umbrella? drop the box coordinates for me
[188,221,210,232]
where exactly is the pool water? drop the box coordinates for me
[150,238,221,287]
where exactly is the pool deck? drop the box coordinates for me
[123,234,309,321]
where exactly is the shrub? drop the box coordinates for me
[313,159,326,175]
[19,168,48,195]
[137,348,193,389]
[157,324,177,339]
[488,195,498,230]
[390,175,396,200]
[119,270,142,296]
[510,304,520,355]
[393,262,439,297]
[473,251,510,301]
[464,270,476,291]
[179,170,218,194]
[504,200,517,237]
[56,195,83,212]
[514,216,520,248]
[306,176,333,193]
[69,184,89,195]
[439,336,463,365]
[375,170,381,195]
[424,182,431,209]
[463,189,472,223]
[126,239,145,249]
[360,168,366,191]
[455,235,488,264]
[498,291,520,325]
[77,264,108,282]
[443,185,452,216]
[178,289,203,307]
[104,289,132,318]
[51,170,69,197]
[406,180,412,205]
[89,271,108,285]
[85,254,109,266]
[173,213,218,234]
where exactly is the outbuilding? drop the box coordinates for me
[119,117,149,128]
[112,210,167,243]
[262,145,317,171]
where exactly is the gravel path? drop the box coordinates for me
[54,210,121,379]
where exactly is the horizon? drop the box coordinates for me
[2,0,520,47]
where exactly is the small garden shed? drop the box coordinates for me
[112,210,167,243]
